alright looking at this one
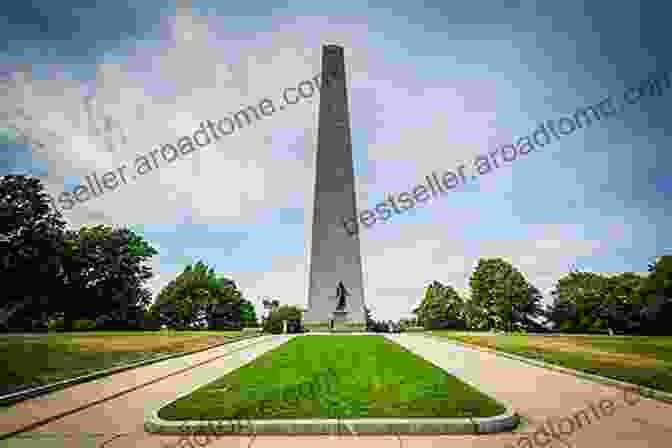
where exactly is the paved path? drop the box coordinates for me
[1,333,671,447]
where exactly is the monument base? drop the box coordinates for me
[303,320,367,333]
[304,321,332,332]
[331,321,367,333]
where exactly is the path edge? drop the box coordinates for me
[145,407,519,435]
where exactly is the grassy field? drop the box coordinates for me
[0,330,243,396]
[158,335,506,420]
[431,332,672,393]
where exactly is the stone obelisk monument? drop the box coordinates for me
[304,45,366,333]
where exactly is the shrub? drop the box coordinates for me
[210,318,243,331]
[425,318,467,331]
[262,305,303,334]
[47,317,66,332]
[72,319,97,331]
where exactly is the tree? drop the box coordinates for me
[57,225,156,330]
[596,272,646,333]
[514,284,545,330]
[462,299,489,330]
[398,318,413,330]
[261,298,280,322]
[436,284,466,329]
[263,305,303,334]
[415,281,466,330]
[469,258,544,332]
[364,306,374,331]
[206,284,245,330]
[152,277,194,329]
[547,271,610,333]
[413,281,436,328]
[153,271,210,329]
[638,256,672,335]
[0,175,158,331]
[152,261,244,330]
[370,320,390,333]
[545,265,671,335]
[238,299,258,327]
[0,175,67,330]
[202,271,243,329]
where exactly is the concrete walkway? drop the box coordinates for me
[1,333,671,447]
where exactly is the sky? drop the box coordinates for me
[1,0,671,322]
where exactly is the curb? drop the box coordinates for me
[144,405,519,435]
[0,333,263,407]
[144,334,519,435]
[423,333,672,405]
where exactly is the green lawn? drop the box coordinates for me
[0,330,243,397]
[157,335,506,420]
[431,332,672,393]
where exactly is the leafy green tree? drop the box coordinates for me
[204,274,244,330]
[413,281,467,330]
[462,298,489,330]
[364,306,374,331]
[141,306,163,330]
[547,271,610,333]
[261,298,280,322]
[238,299,258,327]
[58,225,156,330]
[639,256,672,334]
[469,258,543,332]
[153,271,212,329]
[370,320,390,333]
[0,175,67,330]
[514,284,545,331]
[0,175,157,331]
[398,318,413,330]
[437,284,467,329]
[643,256,672,297]
[547,260,672,335]
[596,272,646,333]
[263,304,303,334]
[413,281,436,328]
[152,261,244,330]
[152,275,197,329]
[430,284,465,329]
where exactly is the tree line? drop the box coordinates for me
[0,174,258,332]
[413,257,672,335]
[6,174,670,335]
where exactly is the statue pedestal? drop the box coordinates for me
[332,311,349,332]
[333,310,348,322]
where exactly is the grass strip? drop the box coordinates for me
[158,335,506,420]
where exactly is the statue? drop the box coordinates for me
[335,281,349,311]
